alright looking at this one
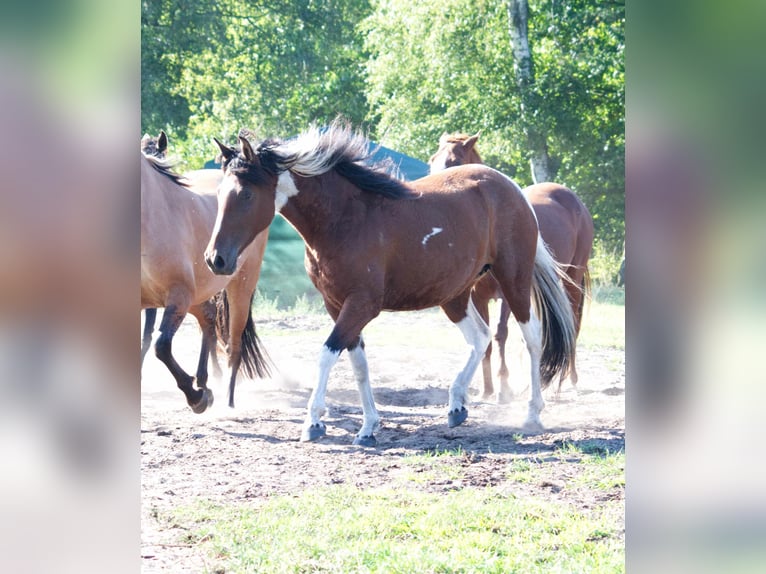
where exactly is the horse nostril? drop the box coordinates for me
[214,254,226,270]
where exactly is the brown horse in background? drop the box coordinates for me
[205,119,576,445]
[141,151,271,411]
[429,132,593,401]
[140,132,226,383]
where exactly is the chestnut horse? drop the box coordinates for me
[205,120,576,445]
[141,152,271,411]
[429,132,594,401]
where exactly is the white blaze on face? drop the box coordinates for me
[210,172,239,241]
[421,227,443,246]
[275,171,300,212]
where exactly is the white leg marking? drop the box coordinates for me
[348,338,380,438]
[518,305,545,428]
[449,298,492,412]
[303,345,340,430]
[421,227,443,246]
[275,171,300,212]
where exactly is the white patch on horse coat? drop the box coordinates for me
[275,171,300,212]
[421,227,443,245]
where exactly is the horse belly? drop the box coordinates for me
[381,245,487,311]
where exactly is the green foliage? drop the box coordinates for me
[142,0,372,168]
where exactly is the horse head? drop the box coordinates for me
[205,136,278,275]
[428,132,481,173]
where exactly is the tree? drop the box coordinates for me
[363,0,624,253]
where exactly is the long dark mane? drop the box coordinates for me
[142,152,188,187]
[229,119,417,200]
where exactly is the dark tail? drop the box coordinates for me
[531,236,578,389]
[239,293,272,379]
[214,291,272,379]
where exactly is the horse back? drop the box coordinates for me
[525,182,594,270]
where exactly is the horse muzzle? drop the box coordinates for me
[204,248,237,276]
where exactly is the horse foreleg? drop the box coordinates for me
[442,294,491,428]
[302,297,378,443]
[301,344,340,442]
[155,304,211,413]
[140,308,157,367]
[347,336,380,447]
[188,303,217,391]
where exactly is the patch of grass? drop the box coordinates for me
[397,447,469,484]
[252,290,326,319]
[554,442,625,492]
[507,457,536,484]
[172,486,624,573]
[578,296,624,350]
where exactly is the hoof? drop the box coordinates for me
[521,418,544,434]
[300,423,326,442]
[497,390,514,404]
[352,434,377,447]
[190,388,214,414]
[448,406,468,428]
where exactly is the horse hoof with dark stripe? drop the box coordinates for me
[448,406,468,428]
[301,423,326,442]
[353,434,377,447]
[190,388,214,414]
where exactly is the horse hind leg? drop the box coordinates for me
[154,303,212,413]
[471,291,495,400]
[490,265,546,431]
[495,298,514,404]
[441,292,492,428]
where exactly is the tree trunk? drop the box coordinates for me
[507,0,552,183]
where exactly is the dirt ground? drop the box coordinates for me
[141,309,624,572]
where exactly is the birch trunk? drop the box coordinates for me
[507,0,551,182]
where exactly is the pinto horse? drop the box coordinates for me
[429,132,594,400]
[141,152,271,411]
[205,120,576,445]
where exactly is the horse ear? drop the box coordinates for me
[239,136,258,164]
[214,137,236,162]
[158,131,168,154]
[464,133,480,151]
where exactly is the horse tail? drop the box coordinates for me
[531,235,579,389]
[212,291,230,351]
[238,293,272,379]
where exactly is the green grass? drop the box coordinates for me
[170,486,623,574]
[578,285,625,351]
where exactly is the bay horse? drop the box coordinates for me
[429,132,594,401]
[204,120,576,445]
[140,132,224,379]
[141,152,271,411]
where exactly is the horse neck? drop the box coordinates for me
[278,171,355,247]
[467,150,483,164]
